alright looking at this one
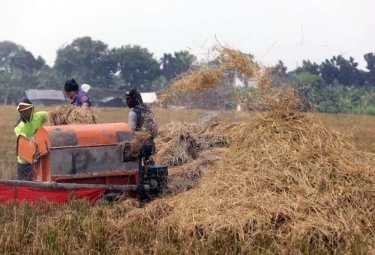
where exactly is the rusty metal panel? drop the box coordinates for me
[49,145,138,177]
[49,129,79,147]
[117,131,133,142]
[17,135,37,164]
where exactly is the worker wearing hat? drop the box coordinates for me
[125,88,158,136]
[125,88,158,154]
[64,78,91,108]
[14,97,48,180]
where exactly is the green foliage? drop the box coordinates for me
[0,41,49,104]
[1,37,375,115]
[160,50,197,82]
[270,60,287,86]
[54,36,117,87]
[291,53,375,115]
[296,60,320,75]
[116,45,160,91]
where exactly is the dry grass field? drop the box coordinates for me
[1,47,375,254]
[1,105,374,179]
[0,104,374,254]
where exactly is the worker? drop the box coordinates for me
[64,78,91,108]
[14,97,48,181]
[125,88,158,152]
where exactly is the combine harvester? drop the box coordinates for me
[0,122,168,205]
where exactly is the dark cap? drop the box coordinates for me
[125,88,137,99]
[64,79,79,92]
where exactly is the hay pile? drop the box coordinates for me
[153,114,237,195]
[162,147,227,195]
[46,105,101,125]
[113,46,375,254]
[154,114,235,167]
[118,131,152,161]
[125,110,375,253]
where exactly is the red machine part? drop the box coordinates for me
[17,123,138,185]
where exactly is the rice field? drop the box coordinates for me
[1,47,375,254]
[0,104,374,254]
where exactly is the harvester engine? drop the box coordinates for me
[11,122,168,204]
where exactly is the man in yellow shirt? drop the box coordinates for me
[14,97,48,180]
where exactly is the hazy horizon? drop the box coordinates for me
[1,0,373,71]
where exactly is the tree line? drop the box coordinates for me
[0,36,374,114]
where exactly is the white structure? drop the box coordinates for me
[234,75,258,88]
[140,92,158,104]
[237,104,242,111]
[81,84,91,93]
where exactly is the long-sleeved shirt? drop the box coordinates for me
[14,111,48,164]
[128,111,138,131]
[71,90,91,107]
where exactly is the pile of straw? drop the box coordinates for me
[152,114,236,194]
[154,114,235,167]
[122,108,375,253]
[162,147,226,196]
[113,46,375,253]
[46,105,101,125]
[118,131,152,161]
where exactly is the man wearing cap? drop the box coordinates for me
[125,88,158,155]
[125,88,158,136]
[14,97,48,181]
[64,78,91,108]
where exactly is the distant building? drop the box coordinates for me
[234,75,258,88]
[96,92,158,108]
[97,96,125,107]
[25,89,66,106]
[140,92,158,105]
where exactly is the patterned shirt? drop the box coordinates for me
[71,90,91,107]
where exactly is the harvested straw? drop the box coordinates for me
[118,131,152,161]
[170,67,223,93]
[151,114,236,200]
[115,46,375,253]
[153,114,235,167]
[47,105,101,125]
[162,147,226,196]
[124,104,375,254]
[217,46,258,79]
[159,67,223,107]
[159,46,265,107]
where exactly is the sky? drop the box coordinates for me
[0,0,374,71]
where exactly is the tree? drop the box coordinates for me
[161,51,197,82]
[0,41,23,70]
[333,55,361,86]
[364,53,375,72]
[116,45,160,91]
[35,66,63,89]
[0,41,48,104]
[270,60,287,86]
[364,53,375,85]
[296,60,320,76]
[292,71,325,110]
[319,55,364,87]
[320,59,339,85]
[54,36,118,86]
